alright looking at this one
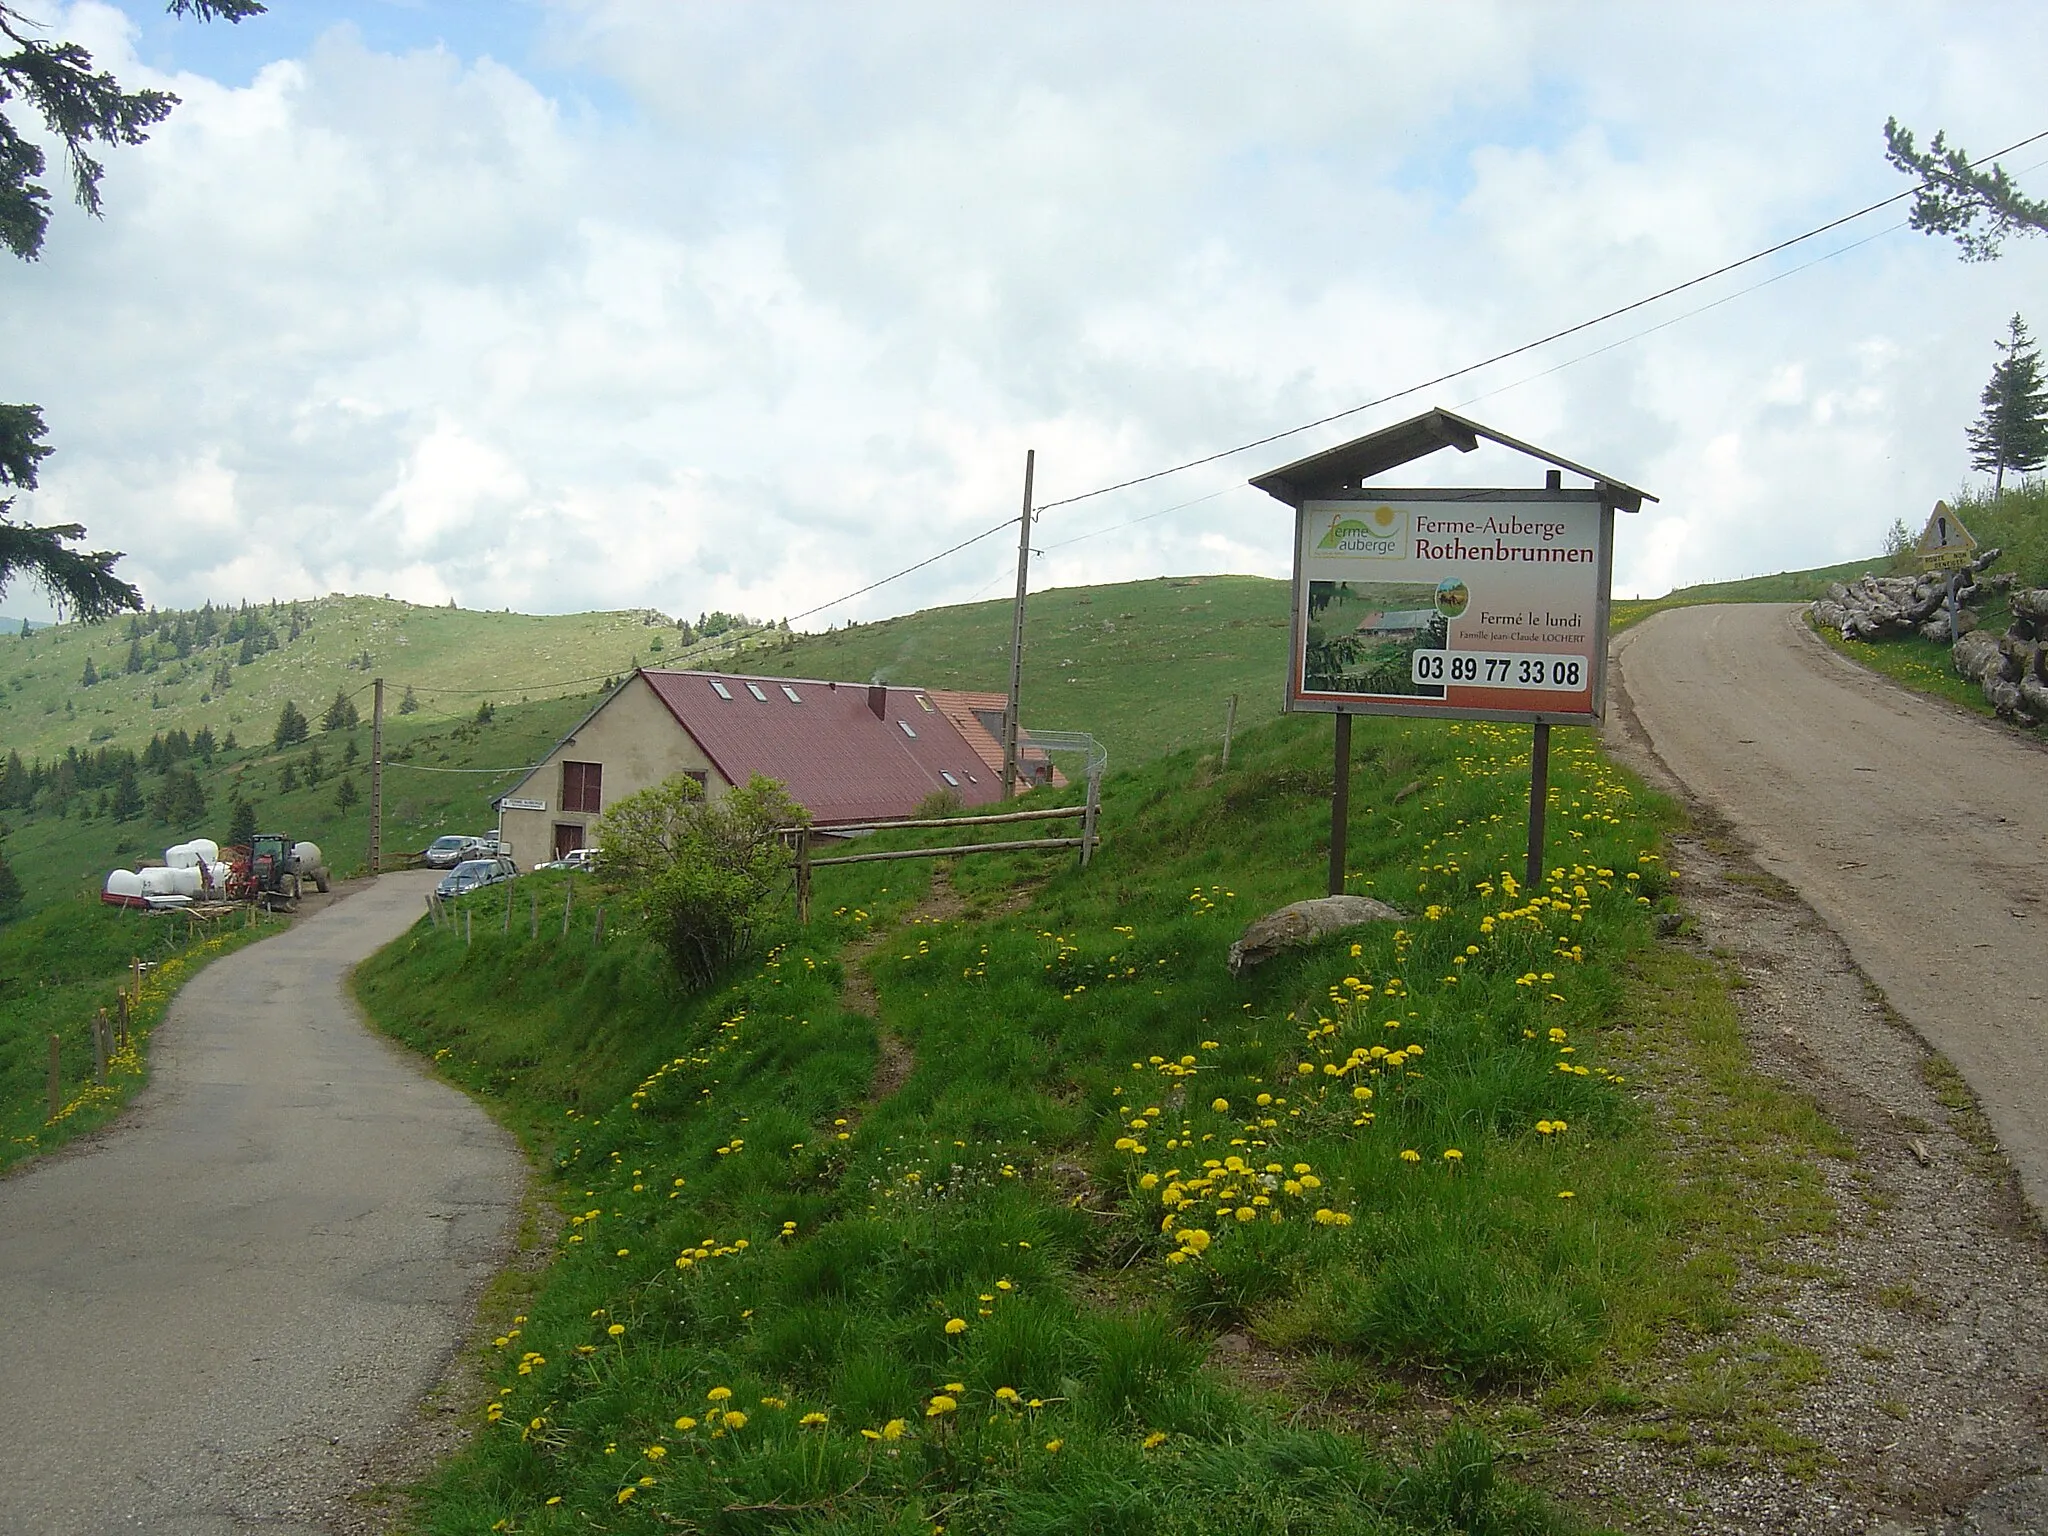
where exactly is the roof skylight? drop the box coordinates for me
[709,680,732,699]
[782,685,802,703]
[898,721,916,738]
[746,682,768,701]
[941,770,959,786]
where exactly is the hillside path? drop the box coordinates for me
[0,872,521,1536]
[1612,603,2048,1212]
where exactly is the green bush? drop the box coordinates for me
[596,772,807,988]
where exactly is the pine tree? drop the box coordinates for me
[227,795,257,849]
[0,842,21,923]
[273,699,309,748]
[279,762,298,793]
[125,638,144,673]
[398,685,419,715]
[334,775,359,811]
[193,725,215,763]
[1967,314,2048,493]
[321,686,359,732]
[110,765,142,822]
[80,655,97,687]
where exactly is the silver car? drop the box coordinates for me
[436,856,518,898]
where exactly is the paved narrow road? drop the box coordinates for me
[0,873,521,1536]
[1613,604,2048,1212]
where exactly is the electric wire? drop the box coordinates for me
[1031,127,2048,513]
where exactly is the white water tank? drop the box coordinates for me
[291,842,323,874]
[105,870,144,900]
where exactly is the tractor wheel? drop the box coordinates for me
[314,869,331,894]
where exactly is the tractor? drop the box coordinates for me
[229,833,331,910]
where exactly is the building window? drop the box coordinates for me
[898,720,916,738]
[562,760,602,814]
[687,770,708,787]
[782,684,802,703]
[746,682,768,701]
[710,680,732,699]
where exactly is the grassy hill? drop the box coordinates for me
[758,574,1293,773]
[0,593,794,769]
[350,703,1841,1531]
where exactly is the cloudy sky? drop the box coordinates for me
[4,1,2046,626]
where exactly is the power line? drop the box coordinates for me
[1032,126,2048,513]
[784,516,1019,625]
[778,128,2047,625]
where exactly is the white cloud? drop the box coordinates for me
[1,0,2045,631]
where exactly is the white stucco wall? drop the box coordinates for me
[497,675,726,869]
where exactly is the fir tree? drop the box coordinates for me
[110,765,142,821]
[193,725,215,763]
[1967,314,2048,493]
[278,762,298,793]
[321,687,359,732]
[398,685,419,715]
[125,638,144,673]
[334,775,359,811]
[474,700,495,725]
[80,655,97,686]
[227,795,257,849]
[273,699,309,748]
[0,841,20,922]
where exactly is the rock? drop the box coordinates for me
[1228,895,1407,975]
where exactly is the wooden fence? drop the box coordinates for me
[790,775,1101,924]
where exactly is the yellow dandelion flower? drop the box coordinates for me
[1143,1430,1169,1449]
[801,1411,829,1427]
[944,1317,968,1335]
[723,1410,748,1429]
[707,1386,733,1402]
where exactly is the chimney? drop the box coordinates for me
[867,683,887,719]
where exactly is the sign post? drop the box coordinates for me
[1252,409,1654,896]
[1916,501,1978,644]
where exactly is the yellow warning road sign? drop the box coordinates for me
[1917,501,1978,571]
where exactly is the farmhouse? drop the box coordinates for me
[1354,608,1437,640]
[493,669,1055,868]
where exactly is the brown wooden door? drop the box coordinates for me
[553,823,584,860]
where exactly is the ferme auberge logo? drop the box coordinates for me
[1314,504,1406,557]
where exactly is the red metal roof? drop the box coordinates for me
[639,669,1006,824]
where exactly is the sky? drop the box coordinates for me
[3,0,2046,627]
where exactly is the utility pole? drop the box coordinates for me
[369,677,385,875]
[1001,449,1035,799]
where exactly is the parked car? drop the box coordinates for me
[536,847,600,873]
[435,856,519,898]
[423,834,487,869]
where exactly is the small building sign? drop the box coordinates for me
[500,797,546,812]
[1255,408,1653,728]
[1252,407,1655,896]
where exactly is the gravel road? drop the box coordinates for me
[1613,604,2048,1214]
[0,872,522,1535]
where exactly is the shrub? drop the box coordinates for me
[597,773,807,988]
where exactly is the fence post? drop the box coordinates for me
[1080,770,1101,868]
[594,906,606,945]
[465,908,472,947]
[1220,693,1238,772]
[116,992,130,1050]
[530,889,538,939]
[796,827,812,924]
[562,880,573,937]
[47,1033,60,1121]
[504,884,513,934]
[93,1011,108,1084]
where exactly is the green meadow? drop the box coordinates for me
[351,706,1845,1533]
